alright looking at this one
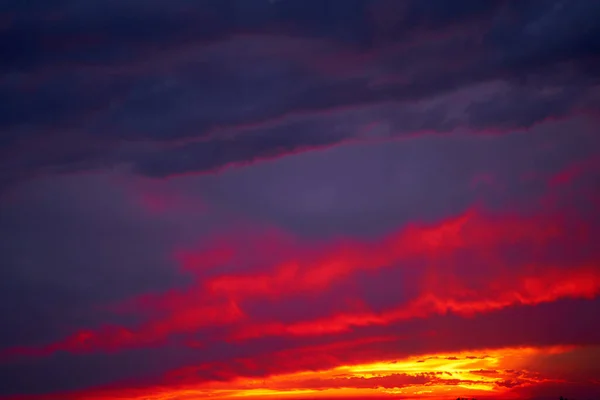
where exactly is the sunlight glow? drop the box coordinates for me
[97,345,581,400]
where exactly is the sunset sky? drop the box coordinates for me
[1,1,600,400]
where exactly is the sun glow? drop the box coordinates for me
[83,345,577,400]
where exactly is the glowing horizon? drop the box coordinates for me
[18,344,595,400]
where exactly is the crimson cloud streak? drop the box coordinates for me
[1,1,600,400]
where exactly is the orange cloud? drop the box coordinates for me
[9,345,596,400]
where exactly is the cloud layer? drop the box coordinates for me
[1,1,599,400]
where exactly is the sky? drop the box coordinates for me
[0,1,599,399]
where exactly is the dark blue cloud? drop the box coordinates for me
[1,0,598,185]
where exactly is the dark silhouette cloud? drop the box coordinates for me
[1,0,599,187]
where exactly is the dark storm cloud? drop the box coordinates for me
[466,84,586,130]
[484,0,600,73]
[1,0,599,187]
[0,0,257,73]
[130,100,456,177]
[132,81,599,178]
[131,112,355,177]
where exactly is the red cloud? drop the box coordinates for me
[2,199,599,359]
[232,265,599,340]
[549,156,600,188]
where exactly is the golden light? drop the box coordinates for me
[79,344,588,400]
